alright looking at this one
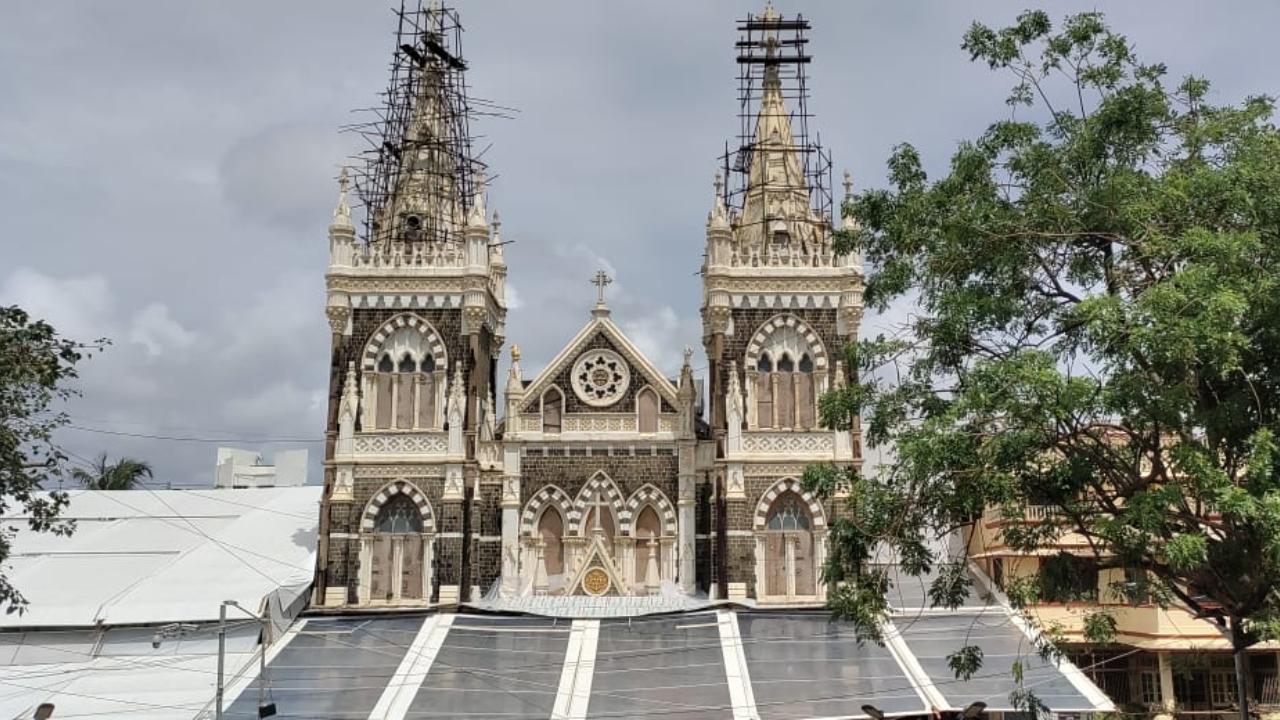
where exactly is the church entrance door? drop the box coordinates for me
[763,491,815,600]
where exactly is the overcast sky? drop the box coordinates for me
[2,2,1276,487]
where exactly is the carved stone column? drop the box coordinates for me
[678,441,697,593]
[500,469,521,597]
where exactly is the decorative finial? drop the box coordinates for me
[511,344,521,363]
[332,167,352,228]
[591,270,613,306]
[683,346,694,366]
[709,172,730,230]
[467,167,488,229]
[492,210,501,234]
[842,170,853,199]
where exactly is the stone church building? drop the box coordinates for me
[313,3,864,609]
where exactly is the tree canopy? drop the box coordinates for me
[71,453,153,491]
[0,305,103,613]
[805,9,1280,713]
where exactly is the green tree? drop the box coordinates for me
[1,305,104,613]
[71,453,153,491]
[804,11,1280,719]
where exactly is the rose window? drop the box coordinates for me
[571,349,629,407]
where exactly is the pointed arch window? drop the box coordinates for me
[634,505,662,590]
[637,388,659,434]
[374,494,424,533]
[542,388,563,434]
[538,506,565,579]
[749,321,822,430]
[364,318,447,433]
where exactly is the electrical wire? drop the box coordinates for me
[64,424,322,444]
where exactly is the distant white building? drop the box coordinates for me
[215,447,307,488]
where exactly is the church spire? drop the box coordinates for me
[717,4,834,260]
[347,2,486,250]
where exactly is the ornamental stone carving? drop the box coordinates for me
[351,433,449,455]
[570,349,630,407]
[741,432,834,455]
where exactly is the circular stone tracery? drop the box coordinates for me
[571,349,630,407]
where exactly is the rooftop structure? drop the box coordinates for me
[214,447,308,488]
[0,487,320,718]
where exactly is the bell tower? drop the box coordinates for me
[315,2,507,609]
[701,3,864,602]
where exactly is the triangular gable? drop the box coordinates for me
[565,533,629,597]
[518,315,680,414]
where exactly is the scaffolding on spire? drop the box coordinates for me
[720,7,834,243]
[343,1,500,249]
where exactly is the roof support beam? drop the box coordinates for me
[552,618,600,720]
[881,617,949,712]
[716,609,760,720]
[368,613,454,720]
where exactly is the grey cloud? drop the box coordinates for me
[2,1,1277,486]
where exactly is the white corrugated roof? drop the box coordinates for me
[0,487,321,628]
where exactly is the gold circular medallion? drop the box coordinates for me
[582,567,611,596]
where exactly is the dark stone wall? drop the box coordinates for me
[519,448,679,507]
[471,477,504,592]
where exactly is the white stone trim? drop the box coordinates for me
[743,313,828,371]
[568,470,627,536]
[359,479,435,533]
[361,312,449,373]
[622,483,678,537]
[752,477,825,531]
[521,484,574,538]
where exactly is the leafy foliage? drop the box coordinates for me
[947,644,984,681]
[71,453,153,491]
[805,8,1280,687]
[0,306,104,613]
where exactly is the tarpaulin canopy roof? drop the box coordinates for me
[0,487,321,628]
[224,607,1112,720]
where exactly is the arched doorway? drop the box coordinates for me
[538,506,566,581]
[633,505,662,591]
[762,491,816,599]
[368,493,426,602]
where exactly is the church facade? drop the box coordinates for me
[313,3,863,609]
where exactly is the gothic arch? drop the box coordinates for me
[622,484,677,537]
[520,484,573,538]
[569,470,627,536]
[360,479,435,534]
[744,314,828,372]
[361,313,449,373]
[752,478,825,531]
